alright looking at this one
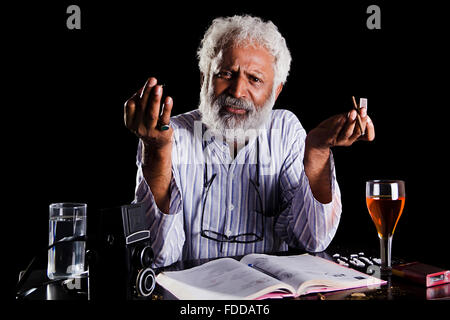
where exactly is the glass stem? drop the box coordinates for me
[379,235,393,274]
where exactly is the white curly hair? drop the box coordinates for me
[197,15,292,87]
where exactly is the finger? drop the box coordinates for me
[361,116,375,141]
[137,85,146,97]
[146,84,164,129]
[351,108,368,140]
[339,110,357,140]
[140,77,157,101]
[359,107,368,134]
[124,98,137,129]
[327,114,347,146]
[132,79,155,131]
[124,88,144,128]
[159,96,173,126]
[348,122,362,143]
[137,77,157,119]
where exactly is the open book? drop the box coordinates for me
[156,253,386,300]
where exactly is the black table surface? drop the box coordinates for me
[16,244,449,301]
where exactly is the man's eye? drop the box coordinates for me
[250,76,262,83]
[217,71,232,79]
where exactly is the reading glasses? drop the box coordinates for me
[200,137,265,244]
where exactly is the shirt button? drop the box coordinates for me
[229,204,234,211]
[225,230,232,237]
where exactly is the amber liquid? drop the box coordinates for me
[366,196,405,239]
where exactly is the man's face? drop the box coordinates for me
[212,44,276,114]
[200,42,282,138]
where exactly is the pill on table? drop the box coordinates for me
[359,98,367,110]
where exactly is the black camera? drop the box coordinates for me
[91,203,156,300]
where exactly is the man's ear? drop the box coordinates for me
[275,83,283,101]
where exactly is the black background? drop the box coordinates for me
[7,0,449,304]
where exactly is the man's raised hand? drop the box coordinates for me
[124,77,174,152]
[306,107,375,150]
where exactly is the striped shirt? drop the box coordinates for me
[134,109,342,267]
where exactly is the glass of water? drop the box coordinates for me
[47,203,87,280]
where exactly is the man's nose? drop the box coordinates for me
[228,75,247,99]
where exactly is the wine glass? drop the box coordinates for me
[366,180,405,275]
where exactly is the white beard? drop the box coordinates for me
[199,80,276,143]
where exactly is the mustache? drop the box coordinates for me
[215,94,255,112]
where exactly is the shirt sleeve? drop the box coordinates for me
[274,119,342,252]
[133,139,185,267]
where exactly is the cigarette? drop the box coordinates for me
[352,96,365,135]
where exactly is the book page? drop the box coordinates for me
[240,254,385,295]
[156,257,295,300]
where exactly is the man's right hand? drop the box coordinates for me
[124,77,174,213]
[124,77,174,156]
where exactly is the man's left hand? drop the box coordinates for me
[306,108,375,150]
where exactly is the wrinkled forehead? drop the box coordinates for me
[217,41,276,76]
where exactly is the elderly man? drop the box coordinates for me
[124,15,374,267]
